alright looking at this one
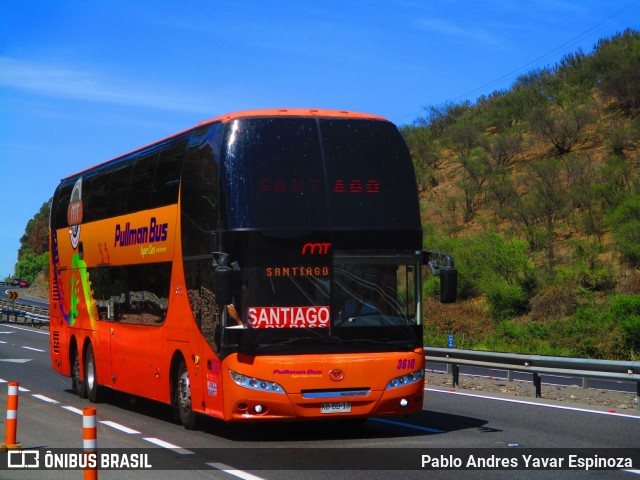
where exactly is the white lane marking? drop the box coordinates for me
[0,358,31,363]
[2,324,49,335]
[622,469,640,475]
[0,331,14,334]
[428,388,640,419]
[100,420,140,434]
[22,346,45,352]
[370,417,444,433]
[0,341,7,344]
[62,405,83,415]
[207,463,267,480]
[143,437,194,455]
[32,394,59,404]
[18,386,30,392]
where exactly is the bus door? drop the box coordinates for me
[92,262,173,399]
[184,256,225,416]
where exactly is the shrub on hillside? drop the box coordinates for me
[608,195,640,267]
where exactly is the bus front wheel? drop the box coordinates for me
[85,343,105,403]
[176,361,197,429]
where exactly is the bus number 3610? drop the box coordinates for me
[397,359,416,370]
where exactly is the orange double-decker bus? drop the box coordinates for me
[49,108,456,427]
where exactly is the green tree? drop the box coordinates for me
[608,195,640,267]
[18,201,50,258]
[418,101,472,137]
[486,131,523,172]
[14,200,50,281]
[529,103,593,155]
[458,148,491,222]
[588,29,640,116]
[528,157,567,265]
[14,252,48,283]
[401,126,441,191]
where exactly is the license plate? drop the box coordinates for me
[321,402,351,414]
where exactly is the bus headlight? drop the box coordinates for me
[229,370,286,394]
[386,369,424,389]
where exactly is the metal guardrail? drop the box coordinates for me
[425,347,640,410]
[0,300,49,328]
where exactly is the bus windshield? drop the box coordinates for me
[221,117,420,231]
[223,251,421,355]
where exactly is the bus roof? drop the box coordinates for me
[197,108,387,125]
[62,109,388,181]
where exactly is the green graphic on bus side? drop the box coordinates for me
[70,253,98,331]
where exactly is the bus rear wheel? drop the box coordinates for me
[71,346,87,398]
[176,361,198,429]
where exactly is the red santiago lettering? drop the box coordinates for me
[248,306,330,328]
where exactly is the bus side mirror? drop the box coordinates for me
[423,251,457,304]
[215,266,233,306]
[439,265,457,303]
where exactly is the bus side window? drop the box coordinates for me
[184,259,221,353]
[106,162,132,218]
[91,264,170,325]
[51,182,73,230]
[152,133,188,208]
[128,148,159,213]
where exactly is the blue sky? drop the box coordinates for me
[1,1,638,279]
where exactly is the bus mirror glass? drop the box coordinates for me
[439,267,457,304]
[215,266,233,306]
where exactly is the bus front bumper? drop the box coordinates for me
[225,381,424,421]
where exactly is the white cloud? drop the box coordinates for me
[0,57,214,114]
[413,17,508,49]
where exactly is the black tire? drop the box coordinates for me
[175,360,198,429]
[71,346,87,398]
[85,343,104,403]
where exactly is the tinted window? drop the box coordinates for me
[152,133,188,208]
[84,171,108,223]
[52,181,74,230]
[90,262,172,325]
[220,117,420,230]
[181,124,222,257]
[222,117,327,229]
[320,119,420,230]
[184,258,220,352]
[106,162,132,217]
[128,146,161,212]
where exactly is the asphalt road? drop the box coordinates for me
[0,324,638,479]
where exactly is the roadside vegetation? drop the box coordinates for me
[9,30,639,360]
[405,29,640,360]
[9,201,49,285]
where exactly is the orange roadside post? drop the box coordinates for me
[1,382,21,450]
[83,406,98,480]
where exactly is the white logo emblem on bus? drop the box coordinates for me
[68,177,83,249]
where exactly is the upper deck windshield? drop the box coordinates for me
[221,117,420,231]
